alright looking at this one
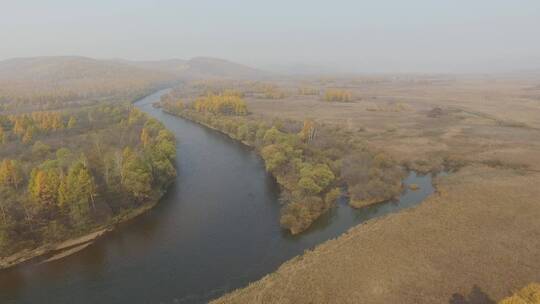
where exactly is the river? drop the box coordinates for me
[0,89,441,304]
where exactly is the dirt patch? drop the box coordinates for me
[40,243,93,264]
[0,227,111,270]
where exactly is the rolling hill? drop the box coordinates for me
[120,56,266,79]
[0,56,266,110]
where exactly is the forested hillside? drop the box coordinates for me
[0,104,176,256]
[0,56,175,113]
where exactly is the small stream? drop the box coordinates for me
[0,89,443,304]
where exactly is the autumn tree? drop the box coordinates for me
[0,159,23,189]
[140,127,151,147]
[263,126,283,145]
[0,126,6,144]
[67,116,77,129]
[28,168,61,206]
[60,159,97,223]
[121,147,152,201]
[298,163,335,195]
[22,127,34,144]
[299,119,316,143]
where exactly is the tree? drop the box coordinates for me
[32,141,51,158]
[298,176,322,194]
[103,152,122,190]
[56,148,72,167]
[0,159,23,189]
[67,116,77,129]
[298,163,335,194]
[76,164,97,211]
[263,126,283,145]
[0,126,6,144]
[13,118,26,136]
[140,127,151,147]
[28,168,61,206]
[299,119,316,143]
[121,147,152,201]
[261,144,287,172]
[57,158,97,223]
[236,123,249,141]
[143,129,176,188]
[22,127,34,144]
[128,108,143,125]
[154,130,176,160]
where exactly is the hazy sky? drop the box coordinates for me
[2,0,540,73]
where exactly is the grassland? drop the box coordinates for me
[245,74,540,173]
[210,73,540,303]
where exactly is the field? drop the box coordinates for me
[211,73,540,303]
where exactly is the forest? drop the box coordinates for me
[0,104,176,256]
[160,89,404,234]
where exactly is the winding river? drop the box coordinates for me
[0,90,441,304]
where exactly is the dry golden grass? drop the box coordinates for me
[211,74,540,303]
[245,75,540,172]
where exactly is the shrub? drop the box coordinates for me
[499,283,540,304]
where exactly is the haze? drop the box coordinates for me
[2,0,540,73]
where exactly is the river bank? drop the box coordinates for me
[0,193,164,271]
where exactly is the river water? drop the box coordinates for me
[0,90,440,303]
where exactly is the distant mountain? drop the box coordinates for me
[0,55,267,82]
[263,63,350,76]
[120,56,266,79]
[185,57,266,79]
[115,58,189,76]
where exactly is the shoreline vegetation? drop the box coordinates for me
[0,94,178,270]
[0,190,165,270]
[159,90,415,234]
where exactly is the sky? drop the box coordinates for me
[1,0,540,73]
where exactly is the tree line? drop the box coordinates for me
[323,89,353,102]
[192,93,248,116]
[0,111,77,144]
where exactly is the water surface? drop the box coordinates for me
[0,90,441,304]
